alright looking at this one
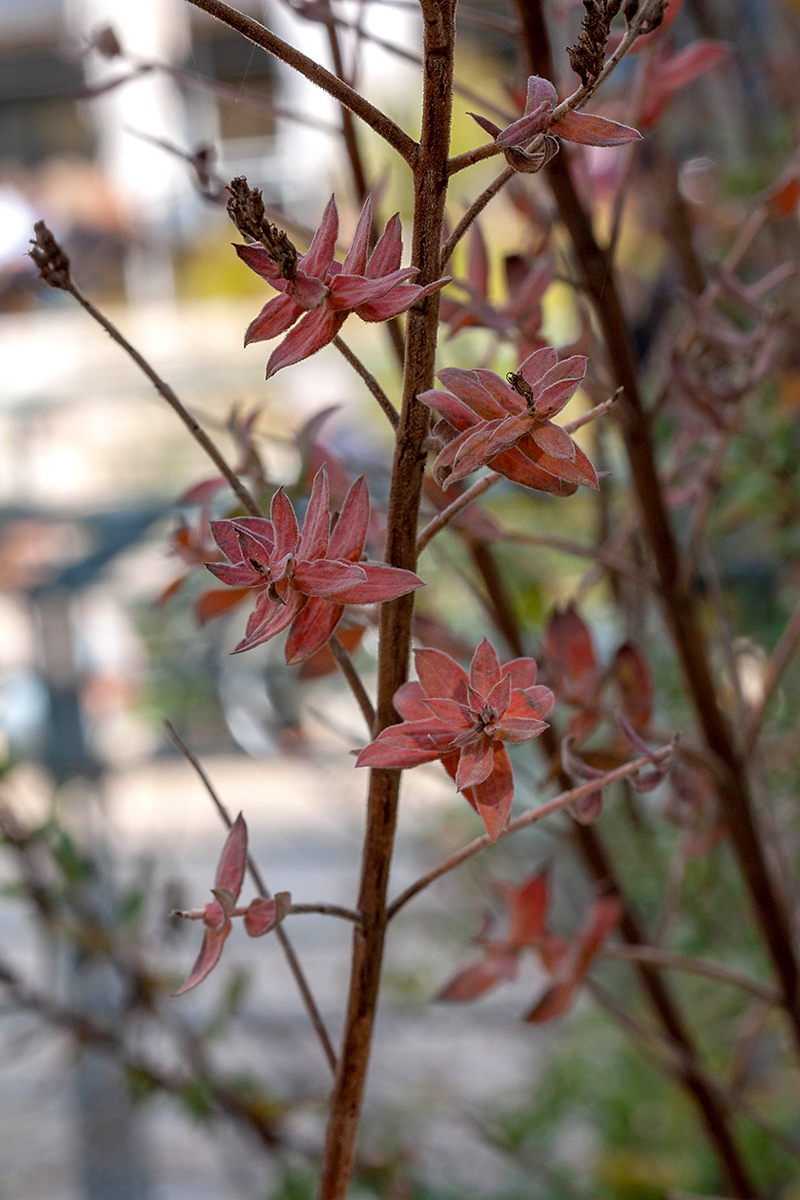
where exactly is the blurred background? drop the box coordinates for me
[1,0,800,1196]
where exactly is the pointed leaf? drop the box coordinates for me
[468,111,503,140]
[270,488,299,559]
[524,75,557,113]
[300,194,339,277]
[324,563,423,605]
[296,467,331,561]
[415,647,469,702]
[266,306,342,376]
[329,268,418,310]
[519,345,558,387]
[285,596,343,665]
[244,896,278,937]
[342,194,372,275]
[328,475,370,561]
[531,420,576,461]
[438,945,518,1001]
[215,813,248,898]
[552,110,642,147]
[470,638,503,696]
[292,558,368,597]
[456,735,495,790]
[467,223,490,297]
[244,294,303,346]
[366,212,403,278]
[195,586,253,624]
[174,925,230,995]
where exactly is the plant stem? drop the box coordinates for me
[329,634,376,732]
[333,336,399,430]
[67,286,262,517]
[602,945,780,1005]
[183,0,418,165]
[316,1,457,1192]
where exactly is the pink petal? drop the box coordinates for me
[532,356,587,418]
[422,697,473,729]
[296,467,330,561]
[518,345,558,388]
[495,103,553,147]
[456,735,495,789]
[468,111,503,140]
[243,896,278,937]
[270,488,300,559]
[436,368,508,419]
[266,307,342,376]
[228,517,274,556]
[328,475,369,561]
[292,558,368,597]
[531,421,577,461]
[174,924,230,995]
[323,562,423,604]
[414,647,469,702]
[341,194,372,275]
[234,241,285,285]
[234,590,305,653]
[366,212,403,278]
[438,945,518,1001]
[552,110,642,147]
[469,637,503,695]
[329,268,419,311]
[205,561,262,587]
[524,75,557,114]
[300,194,339,277]
[285,596,343,664]
[244,293,303,346]
[215,813,248,897]
[486,673,511,715]
[474,368,527,414]
[503,657,538,690]
[392,680,430,721]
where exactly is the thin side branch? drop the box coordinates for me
[329,634,376,733]
[289,903,363,922]
[602,945,781,1005]
[387,746,672,918]
[333,336,399,429]
[183,0,418,165]
[164,722,338,1074]
[440,167,514,270]
[417,473,501,553]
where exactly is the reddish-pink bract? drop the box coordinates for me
[204,467,423,661]
[356,639,553,839]
[236,195,450,376]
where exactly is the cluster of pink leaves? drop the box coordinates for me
[205,467,422,660]
[357,639,554,840]
[236,194,449,376]
[174,815,288,995]
[439,869,622,1022]
[471,74,641,174]
[420,348,598,493]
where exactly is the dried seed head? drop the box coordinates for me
[227,176,297,282]
[568,0,623,86]
[507,371,535,406]
[29,221,72,290]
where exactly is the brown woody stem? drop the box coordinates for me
[316,0,457,1192]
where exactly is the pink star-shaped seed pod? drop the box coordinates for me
[356,639,554,839]
[205,467,423,661]
[235,194,450,376]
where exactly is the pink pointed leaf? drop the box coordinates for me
[495,104,553,148]
[438,945,518,1001]
[300,195,339,277]
[270,489,299,559]
[292,558,368,597]
[284,597,343,664]
[393,680,430,721]
[324,563,423,605]
[327,475,369,561]
[470,638,503,695]
[341,195,372,275]
[531,421,576,461]
[552,110,642,147]
[234,241,284,284]
[329,268,418,310]
[296,467,330,561]
[467,223,490,298]
[501,871,550,948]
[519,345,558,387]
[415,648,469,702]
[244,294,303,346]
[215,813,248,899]
[174,925,230,995]
[422,697,473,728]
[266,306,342,376]
[456,735,495,790]
[524,75,557,113]
[468,111,503,140]
[366,213,403,278]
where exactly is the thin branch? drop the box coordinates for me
[744,594,800,755]
[387,746,673,919]
[289,903,363,922]
[602,945,781,1005]
[440,167,514,270]
[447,141,503,176]
[183,0,418,165]
[417,473,501,553]
[164,722,338,1074]
[329,633,376,732]
[65,283,262,517]
[333,336,399,429]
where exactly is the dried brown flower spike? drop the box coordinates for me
[226,176,297,282]
[28,221,72,291]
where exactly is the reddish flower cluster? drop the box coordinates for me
[439,869,622,1023]
[236,194,448,376]
[471,75,641,172]
[356,639,553,839]
[173,815,289,995]
[419,348,598,494]
[206,467,422,660]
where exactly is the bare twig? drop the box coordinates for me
[164,722,338,1074]
[333,336,399,429]
[440,167,514,270]
[417,473,501,553]
[329,634,376,733]
[602,945,780,1005]
[387,746,673,919]
[289,903,363,922]
[183,0,418,164]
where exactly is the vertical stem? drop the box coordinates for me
[316,2,456,1195]
[515,0,800,1057]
